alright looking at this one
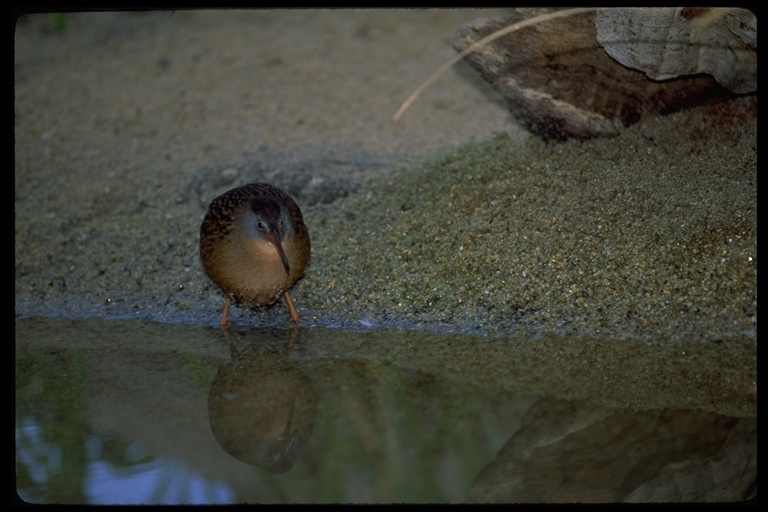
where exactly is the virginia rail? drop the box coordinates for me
[200,183,310,327]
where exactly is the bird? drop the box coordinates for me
[200,183,310,327]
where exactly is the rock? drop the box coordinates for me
[452,8,754,141]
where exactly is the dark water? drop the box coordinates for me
[14,317,756,504]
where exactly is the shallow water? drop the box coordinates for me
[15,317,755,504]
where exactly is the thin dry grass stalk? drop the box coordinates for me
[392,7,597,122]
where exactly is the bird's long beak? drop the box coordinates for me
[268,231,291,274]
[278,399,298,456]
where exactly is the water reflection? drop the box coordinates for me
[14,317,756,504]
[16,421,234,505]
[208,329,318,473]
[472,399,757,502]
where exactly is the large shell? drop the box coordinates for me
[595,8,756,95]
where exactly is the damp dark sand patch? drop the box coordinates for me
[302,97,756,344]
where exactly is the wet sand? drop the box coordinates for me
[15,10,756,346]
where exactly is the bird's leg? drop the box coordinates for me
[221,323,241,356]
[283,290,300,325]
[220,295,231,328]
[285,325,299,351]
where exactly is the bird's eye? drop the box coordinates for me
[257,221,266,230]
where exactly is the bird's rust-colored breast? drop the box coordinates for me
[200,183,310,307]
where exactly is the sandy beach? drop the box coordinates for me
[15,9,756,345]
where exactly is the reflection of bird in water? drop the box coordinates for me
[207,330,317,473]
[199,183,311,327]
